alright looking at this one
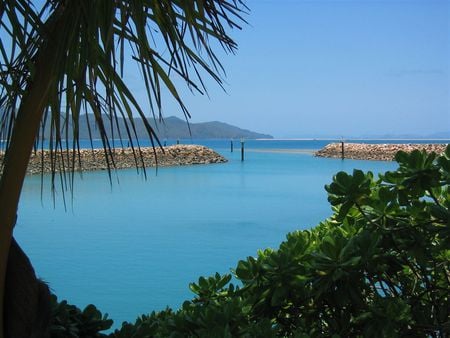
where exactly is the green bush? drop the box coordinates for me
[54,146,450,337]
[49,295,113,337]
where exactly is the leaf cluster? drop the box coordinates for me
[49,295,113,338]
[0,0,246,187]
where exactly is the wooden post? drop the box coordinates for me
[241,139,244,161]
[341,141,345,159]
[230,139,233,153]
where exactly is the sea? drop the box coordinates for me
[14,139,449,328]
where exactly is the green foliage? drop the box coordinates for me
[57,146,450,337]
[111,272,276,338]
[49,295,113,338]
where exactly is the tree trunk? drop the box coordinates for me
[4,238,51,338]
[0,6,66,337]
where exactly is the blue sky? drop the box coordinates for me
[3,1,449,138]
[129,0,449,138]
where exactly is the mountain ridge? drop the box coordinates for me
[70,115,273,140]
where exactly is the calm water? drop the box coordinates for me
[14,139,445,327]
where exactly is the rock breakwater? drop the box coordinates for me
[0,145,227,175]
[315,143,448,161]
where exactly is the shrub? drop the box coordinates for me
[49,295,112,337]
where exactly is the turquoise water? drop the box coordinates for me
[13,140,434,326]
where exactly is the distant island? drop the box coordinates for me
[279,131,450,140]
[150,116,273,139]
[58,114,273,140]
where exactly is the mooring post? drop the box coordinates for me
[341,141,345,159]
[241,138,245,161]
[230,139,234,153]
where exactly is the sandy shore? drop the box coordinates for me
[250,148,316,154]
[315,143,448,161]
[0,145,227,175]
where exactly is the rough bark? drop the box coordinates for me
[4,238,51,338]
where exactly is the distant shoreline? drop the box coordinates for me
[249,148,316,154]
[315,143,448,161]
[2,138,449,145]
[255,138,450,141]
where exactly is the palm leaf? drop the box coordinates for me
[0,0,247,191]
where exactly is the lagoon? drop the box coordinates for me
[14,139,432,327]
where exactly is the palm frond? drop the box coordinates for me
[0,0,247,191]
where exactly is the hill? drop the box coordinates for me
[69,115,272,140]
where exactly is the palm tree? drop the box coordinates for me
[0,1,246,336]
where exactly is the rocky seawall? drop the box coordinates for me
[0,145,227,175]
[315,143,448,161]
